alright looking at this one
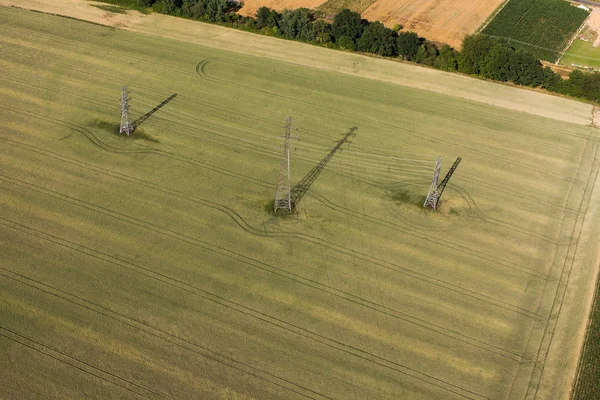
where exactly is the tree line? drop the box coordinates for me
[105,0,600,103]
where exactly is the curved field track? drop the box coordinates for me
[1,4,600,400]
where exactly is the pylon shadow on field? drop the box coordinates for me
[290,127,357,210]
[132,94,177,129]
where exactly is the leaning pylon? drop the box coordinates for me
[423,156,442,210]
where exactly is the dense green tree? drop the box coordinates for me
[541,66,562,91]
[336,35,356,51]
[255,6,280,28]
[509,48,544,86]
[313,19,333,44]
[396,31,420,61]
[255,6,271,28]
[414,42,438,66]
[480,43,513,81]
[332,9,363,41]
[279,8,314,41]
[356,22,397,56]
[582,73,600,101]
[561,70,600,100]
[458,34,496,74]
[433,45,459,71]
[153,0,180,14]
[179,0,228,21]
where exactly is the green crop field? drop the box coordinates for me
[482,0,588,62]
[572,277,600,400]
[2,5,600,400]
[560,38,600,69]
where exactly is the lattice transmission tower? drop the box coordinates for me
[274,117,299,214]
[120,86,133,136]
[423,156,442,210]
[423,156,462,210]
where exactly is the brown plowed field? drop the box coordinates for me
[238,0,327,17]
[362,0,506,48]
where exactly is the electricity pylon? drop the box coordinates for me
[423,156,462,210]
[119,86,133,136]
[274,117,299,214]
[423,156,442,210]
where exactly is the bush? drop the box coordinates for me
[336,35,356,51]
[279,8,314,41]
[332,9,363,41]
[356,22,397,56]
[396,32,420,61]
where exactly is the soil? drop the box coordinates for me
[585,7,600,47]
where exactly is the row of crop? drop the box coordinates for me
[572,275,600,400]
[483,0,588,62]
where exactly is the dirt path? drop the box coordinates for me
[584,7,600,47]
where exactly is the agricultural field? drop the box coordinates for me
[2,4,600,400]
[561,9,600,69]
[560,39,600,69]
[238,0,327,18]
[360,0,505,49]
[482,0,589,62]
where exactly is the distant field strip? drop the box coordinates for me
[482,0,589,62]
[2,6,600,400]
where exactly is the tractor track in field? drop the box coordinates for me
[196,58,589,164]
[0,70,580,221]
[0,271,329,400]
[525,136,600,398]
[0,126,550,321]
[1,55,586,216]
[0,134,548,362]
[0,103,558,290]
[0,218,490,400]
[4,63,571,243]
[0,326,163,399]
[0,169,535,362]
[195,57,589,146]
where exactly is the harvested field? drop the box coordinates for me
[238,0,327,17]
[361,0,506,48]
[2,4,600,400]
